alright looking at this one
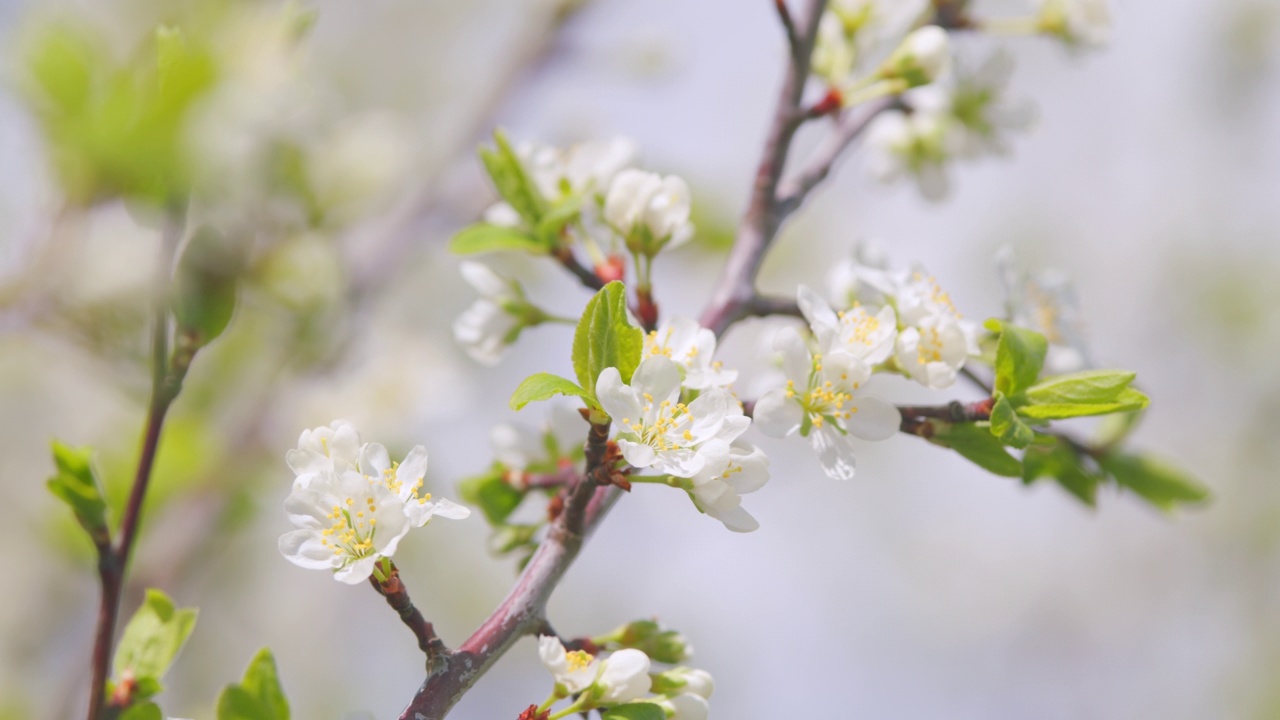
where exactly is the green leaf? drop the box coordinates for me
[535,194,583,248]
[600,703,667,720]
[985,318,1047,398]
[217,648,289,720]
[571,282,642,403]
[989,394,1034,449]
[173,225,240,347]
[1025,369,1136,405]
[927,422,1023,477]
[113,589,198,682]
[449,223,546,255]
[1023,441,1099,506]
[510,373,589,411]
[479,129,546,226]
[119,702,162,720]
[458,472,525,525]
[46,441,109,547]
[1017,387,1150,420]
[1099,452,1210,511]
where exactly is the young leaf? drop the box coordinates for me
[46,440,109,546]
[1024,369,1136,405]
[478,129,546,226]
[510,373,589,411]
[172,224,240,347]
[217,648,289,720]
[535,194,584,248]
[1023,441,1099,506]
[113,589,198,682]
[1017,387,1150,420]
[118,703,162,720]
[571,282,643,402]
[458,472,525,525]
[1099,452,1210,511]
[989,394,1034,449]
[927,422,1023,477]
[449,224,545,255]
[985,318,1047,398]
[600,703,667,720]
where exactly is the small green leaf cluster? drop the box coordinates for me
[217,649,290,720]
[926,319,1206,510]
[106,590,198,717]
[450,130,581,257]
[511,281,641,414]
[47,441,110,549]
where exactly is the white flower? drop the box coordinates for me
[945,51,1037,158]
[865,108,956,201]
[1036,0,1110,47]
[278,466,413,584]
[286,419,362,483]
[663,694,710,720]
[811,0,932,83]
[828,239,892,307]
[643,317,737,390]
[887,271,980,389]
[563,137,640,197]
[688,440,769,533]
[356,443,470,527]
[996,246,1090,374]
[797,285,897,366]
[596,356,749,478]
[278,426,468,584]
[753,326,901,481]
[538,637,652,703]
[656,666,715,699]
[452,261,527,366]
[882,25,951,87]
[604,170,694,252]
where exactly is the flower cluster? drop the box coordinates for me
[453,262,554,366]
[598,343,767,533]
[537,636,714,720]
[278,420,469,584]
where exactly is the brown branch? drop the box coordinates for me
[396,420,620,720]
[87,208,186,720]
[898,398,994,435]
[554,247,605,292]
[775,96,897,217]
[371,563,450,673]
[699,0,828,338]
[775,0,801,58]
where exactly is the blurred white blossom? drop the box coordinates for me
[604,169,694,253]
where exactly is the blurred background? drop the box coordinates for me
[2,0,1279,718]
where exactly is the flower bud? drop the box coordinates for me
[881,26,950,88]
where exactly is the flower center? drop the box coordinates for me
[321,496,378,562]
[566,650,593,673]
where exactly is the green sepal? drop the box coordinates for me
[985,318,1047,398]
[216,648,289,720]
[571,281,642,405]
[1099,452,1210,511]
[131,676,163,702]
[46,440,110,547]
[989,394,1035,449]
[510,373,590,411]
[458,471,524,525]
[112,589,198,682]
[926,422,1023,477]
[478,129,546,227]
[600,703,667,720]
[1017,387,1150,420]
[172,224,240,347]
[598,619,692,664]
[449,223,546,255]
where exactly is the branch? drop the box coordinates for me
[87,208,186,720]
[697,0,828,338]
[371,563,450,672]
[774,0,801,58]
[397,421,621,720]
[775,96,897,217]
[897,398,994,435]
[553,247,605,292]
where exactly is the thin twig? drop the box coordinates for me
[775,96,897,217]
[396,421,619,720]
[371,563,450,673]
[554,248,605,292]
[698,0,828,337]
[87,208,186,720]
[774,0,801,58]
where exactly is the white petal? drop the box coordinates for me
[717,505,759,533]
[334,556,378,585]
[844,396,902,441]
[617,438,657,469]
[359,442,391,478]
[810,426,857,480]
[753,389,803,438]
[598,648,652,703]
[278,530,335,569]
[596,368,642,426]
[427,497,471,520]
[459,261,510,298]
[668,694,710,720]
